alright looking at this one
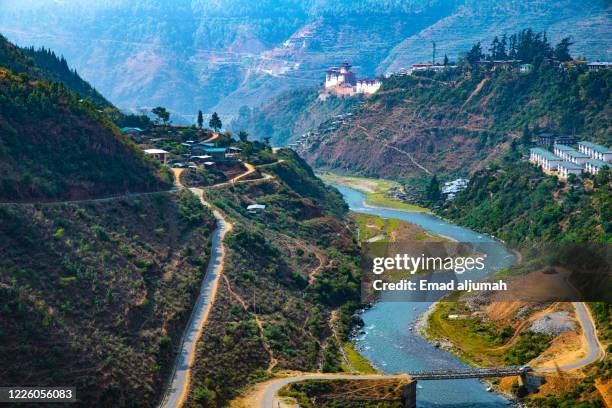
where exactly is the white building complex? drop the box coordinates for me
[529,148,564,173]
[553,144,590,165]
[577,141,612,162]
[531,140,610,180]
[557,161,583,180]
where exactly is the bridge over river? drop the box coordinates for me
[257,366,538,408]
[408,365,530,380]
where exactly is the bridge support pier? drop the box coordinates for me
[401,380,417,408]
[520,373,545,393]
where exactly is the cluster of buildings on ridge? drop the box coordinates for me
[320,62,382,99]
[529,137,610,181]
[320,57,611,99]
[392,59,611,77]
[121,127,240,169]
[441,178,469,200]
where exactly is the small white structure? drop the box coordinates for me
[529,148,564,172]
[247,204,266,214]
[578,141,612,162]
[519,63,533,73]
[144,148,169,164]
[584,159,609,175]
[442,178,469,200]
[557,161,583,180]
[190,155,213,164]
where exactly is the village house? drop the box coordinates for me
[557,161,583,180]
[577,141,612,162]
[584,159,609,175]
[190,154,213,164]
[144,148,169,164]
[200,147,227,161]
[120,127,144,134]
[519,63,533,73]
[475,59,522,70]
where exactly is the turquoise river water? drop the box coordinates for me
[332,183,517,407]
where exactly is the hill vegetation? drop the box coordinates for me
[0,34,110,107]
[0,68,170,201]
[0,191,216,407]
[183,150,361,406]
[301,30,611,181]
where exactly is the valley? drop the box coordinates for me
[0,6,610,408]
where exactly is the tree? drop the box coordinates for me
[465,42,484,65]
[197,110,203,129]
[426,175,442,203]
[521,123,531,145]
[263,136,271,146]
[554,37,574,62]
[209,112,222,132]
[443,54,449,66]
[238,130,249,142]
[151,106,170,126]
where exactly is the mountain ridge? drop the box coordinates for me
[1,0,609,116]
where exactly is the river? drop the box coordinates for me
[332,183,517,407]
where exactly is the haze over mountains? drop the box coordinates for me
[1,0,609,120]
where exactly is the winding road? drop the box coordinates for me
[159,163,277,408]
[537,302,605,372]
[158,184,233,408]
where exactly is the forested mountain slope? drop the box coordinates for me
[0,1,609,115]
[0,68,169,201]
[0,34,110,107]
[0,191,217,407]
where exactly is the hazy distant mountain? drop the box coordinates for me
[1,0,609,119]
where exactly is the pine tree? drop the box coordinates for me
[465,42,484,65]
[197,110,203,129]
